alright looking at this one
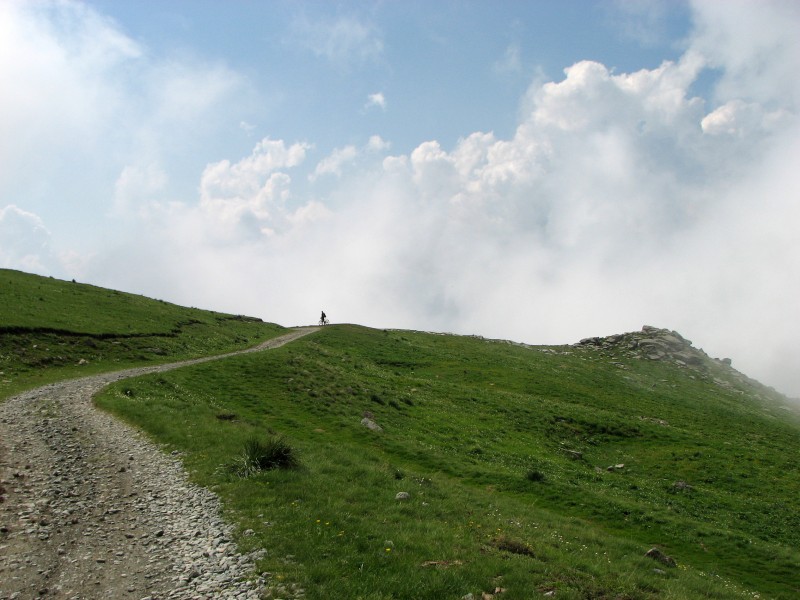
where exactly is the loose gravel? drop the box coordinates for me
[0,328,317,600]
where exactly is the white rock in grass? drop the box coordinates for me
[360,417,383,432]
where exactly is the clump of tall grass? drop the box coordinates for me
[526,469,545,482]
[227,435,299,477]
[492,535,536,557]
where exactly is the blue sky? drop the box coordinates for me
[1,0,799,398]
[86,1,691,156]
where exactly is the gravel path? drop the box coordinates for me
[0,327,318,600]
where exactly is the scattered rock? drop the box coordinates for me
[361,417,383,432]
[639,416,669,427]
[607,463,625,472]
[576,326,712,372]
[645,547,677,567]
[421,559,464,568]
[395,491,410,501]
[577,325,780,397]
[673,480,693,491]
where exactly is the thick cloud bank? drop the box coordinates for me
[1,1,799,397]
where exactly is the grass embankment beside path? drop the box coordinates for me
[97,324,800,600]
[0,268,287,400]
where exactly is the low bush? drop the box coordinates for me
[492,535,536,557]
[228,435,299,477]
[526,469,545,482]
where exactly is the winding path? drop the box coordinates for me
[0,327,318,600]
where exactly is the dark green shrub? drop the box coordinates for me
[526,469,545,482]
[229,435,299,477]
[492,535,536,557]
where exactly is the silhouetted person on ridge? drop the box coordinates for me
[320,311,327,325]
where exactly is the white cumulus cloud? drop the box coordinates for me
[198,138,311,241]
[365,92,387,110]
[367,135,390,152]
[310,145,358,181]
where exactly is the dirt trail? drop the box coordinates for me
[0,327,318,600]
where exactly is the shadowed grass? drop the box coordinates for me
[0,269,287,400]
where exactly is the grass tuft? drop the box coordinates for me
[525,469,545,482]
[492,535,536,557]
[228,435,300,477]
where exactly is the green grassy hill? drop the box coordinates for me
[0,268,286,398]
[3,270,799,598]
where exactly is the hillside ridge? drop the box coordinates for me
[3,269,799,598]
[575,324,792,405]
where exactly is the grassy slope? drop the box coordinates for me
[96,324,800,600]
[0,269,287,399]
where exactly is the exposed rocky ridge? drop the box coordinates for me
[574,325,786,401]
[576,325,712,367]
[409,326,793,408]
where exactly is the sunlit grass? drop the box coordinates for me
[9,270,794,595]
[96,324,800,599]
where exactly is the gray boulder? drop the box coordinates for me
[645,547,677,567]
[360,417,383,432]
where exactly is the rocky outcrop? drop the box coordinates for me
[573,325,790,402]
[576,325,711,368]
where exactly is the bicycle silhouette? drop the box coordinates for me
[319,317,330,326]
